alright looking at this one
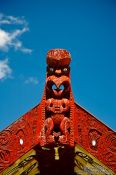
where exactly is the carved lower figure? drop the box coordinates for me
[43,115,70,145]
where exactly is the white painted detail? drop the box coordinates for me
[92,140,96,146]
[20,138,23,145]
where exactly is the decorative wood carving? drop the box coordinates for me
[38,49,75,147]
[74,144,115,175]
[0,105,41,172]
[74,104,116,172]
[0,49,115,173]
[1,144,114,175]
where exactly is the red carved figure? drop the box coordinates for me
[39,49,75,147]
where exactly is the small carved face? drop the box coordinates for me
[45,98,70,113]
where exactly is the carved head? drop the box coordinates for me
[46,49,71,77]
[46,49,71,99]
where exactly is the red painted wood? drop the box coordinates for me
[74,104,116,172]
[0,104,42,172]
[0,49,115,173]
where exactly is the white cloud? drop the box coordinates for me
[0,29,10,51]
[0,13,27,25]
[0,14,32,54]
[25,77,39,85]
[0,59,12,80]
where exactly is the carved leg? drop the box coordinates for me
[59,117,70,144]
[45,118,55,144]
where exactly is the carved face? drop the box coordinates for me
[47,66,70,77]
[45,98,70,113]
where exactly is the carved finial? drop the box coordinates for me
[46,49,71,67]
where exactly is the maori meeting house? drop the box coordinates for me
[0,49,115,175]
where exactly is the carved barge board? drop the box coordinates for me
[74,103,116,173]
[0,104,42,173]
[1,144,114,175]
[0,103,115,173]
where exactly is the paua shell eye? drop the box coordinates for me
[47,67,54,74]
[62,67,69,74]
[49,67,54,72]
[63,68,68,72]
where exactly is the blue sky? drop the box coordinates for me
[0,0,116,131]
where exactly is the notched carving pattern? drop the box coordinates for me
[0,105,40,173]
[75,104,116,172]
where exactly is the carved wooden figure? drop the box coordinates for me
[39,49,75,147]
